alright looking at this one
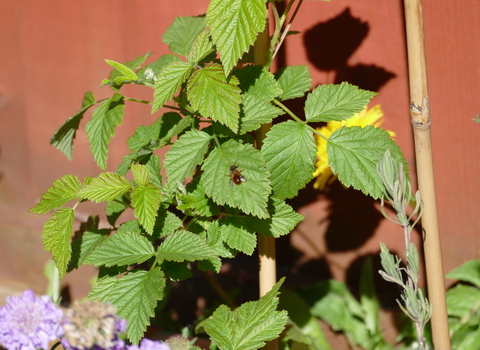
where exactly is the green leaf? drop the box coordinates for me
[206,0,267,74]
[204,278,288,350]
[327,126,406,199]
[447,284,480,318]
[89,268,165,344]
[305,82,376,122]
[233,65,282,102]
[164,129,211,188]
[42,207,74,278]
[105,199,129,226]
[158,260,193,281]
[84,230,155,267]
[156,230,218,263]
[201,139,271,219]
[163,16,206,57]
[446,260,480,289]
[186,177,221,217]
[77,172,131,203]
[262,121,316,200]
[50,91,96,160]
[131,183,162,235]
[108,52,153,81]
[153,210,182,238]
[188,30,215,64]
[274,65,312,100]
[144,154,163,190]
[117,151,138,177]
[136,54,181,83]
[151,61,194,114]
[239,94,283,134]
[68,229,110,272]
[360,257,381,335]
[131,164,150,186]
[187,63,242,132]
[221,217,257,255]
[85,93,125,170]
[30,175,81,214]
[245,198,303,238]
[105,59,138,80]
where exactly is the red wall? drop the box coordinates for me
[0,0,479,302]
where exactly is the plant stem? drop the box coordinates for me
[403,0,450,348]
[272,0,304,60]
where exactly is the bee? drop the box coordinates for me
[228,165,246,187]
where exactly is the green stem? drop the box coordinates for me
[272,0,304,60]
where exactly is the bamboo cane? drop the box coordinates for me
[403,0,451,348]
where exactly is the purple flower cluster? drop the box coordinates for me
[0,290,170,350]
[0,290,63,350]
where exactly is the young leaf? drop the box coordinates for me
[163,16,206,57]
[153,210,182,238]
[131,164,150,187]
[144,154,162,190]
[204,278,288,350]
[187,63,242,132]
[136,54,181,83]
[327,126,406,199]
[221,217,257,255]
[42,207,74,278]
[85,93,125,170]
[30,175,82,214]
[131,183,162,235]
[188,30,215,64]
[274,65,312,100]
[151,61,194,113]
[89,268,165,344]
[77,172,131,203]
[186,177,221,217]
[305,82,376,122]
[156,230,218,262]
[108,52,153,80]
[105,59,139,80]
[262,121,316,200]
[50,91,96,160]
[245,198,304,238]
[206,0,268,74]
[84,231,155,267]
[201,139,271,219]
[164,129,211,188]
[68,229,110,272]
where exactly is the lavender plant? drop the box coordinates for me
[28,0,409,348]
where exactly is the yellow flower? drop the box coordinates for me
[313,104,395,190]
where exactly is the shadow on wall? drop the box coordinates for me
[304,7,396,92]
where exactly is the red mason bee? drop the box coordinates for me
[228,165,246,187]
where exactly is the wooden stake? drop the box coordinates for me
[403,0,451,348]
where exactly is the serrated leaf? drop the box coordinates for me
[245,198,304,238]
[131,184,162,235]
[85,93,125,170]
[77,172,131,203]
[127,113,186,151]
[108,52,152,80]
[163,16,206,57]
[204,278,288,350]
[105,59,139,80]
[158,260,193,281]
[105,199,129,227]
[156,230,218,262]
[206,0,267,74]
[188,30,215,64]
[144,154,162,190]
[201,140,271,218]
[151,61,194,113]
[136,54,181,83]
[186,177,221,217]
[221,217,257,255]
[30,175,81,214]
[447,260,480,289]
[239,94,283,134]
[274,65,312,100]
[164,129,211,187]
[187,63,242,132]
[50,92,96,160]
[327,126,406,199]
[131,164,150,186]
[84,230,155,267]
[117,151,138,176]
[153,210,182,238]
[262,121,316,200]
[233,65,282,102]
[68,229,110,271]
[305,82,376,122]
[89,268,165,344]
[42,207,74,278]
